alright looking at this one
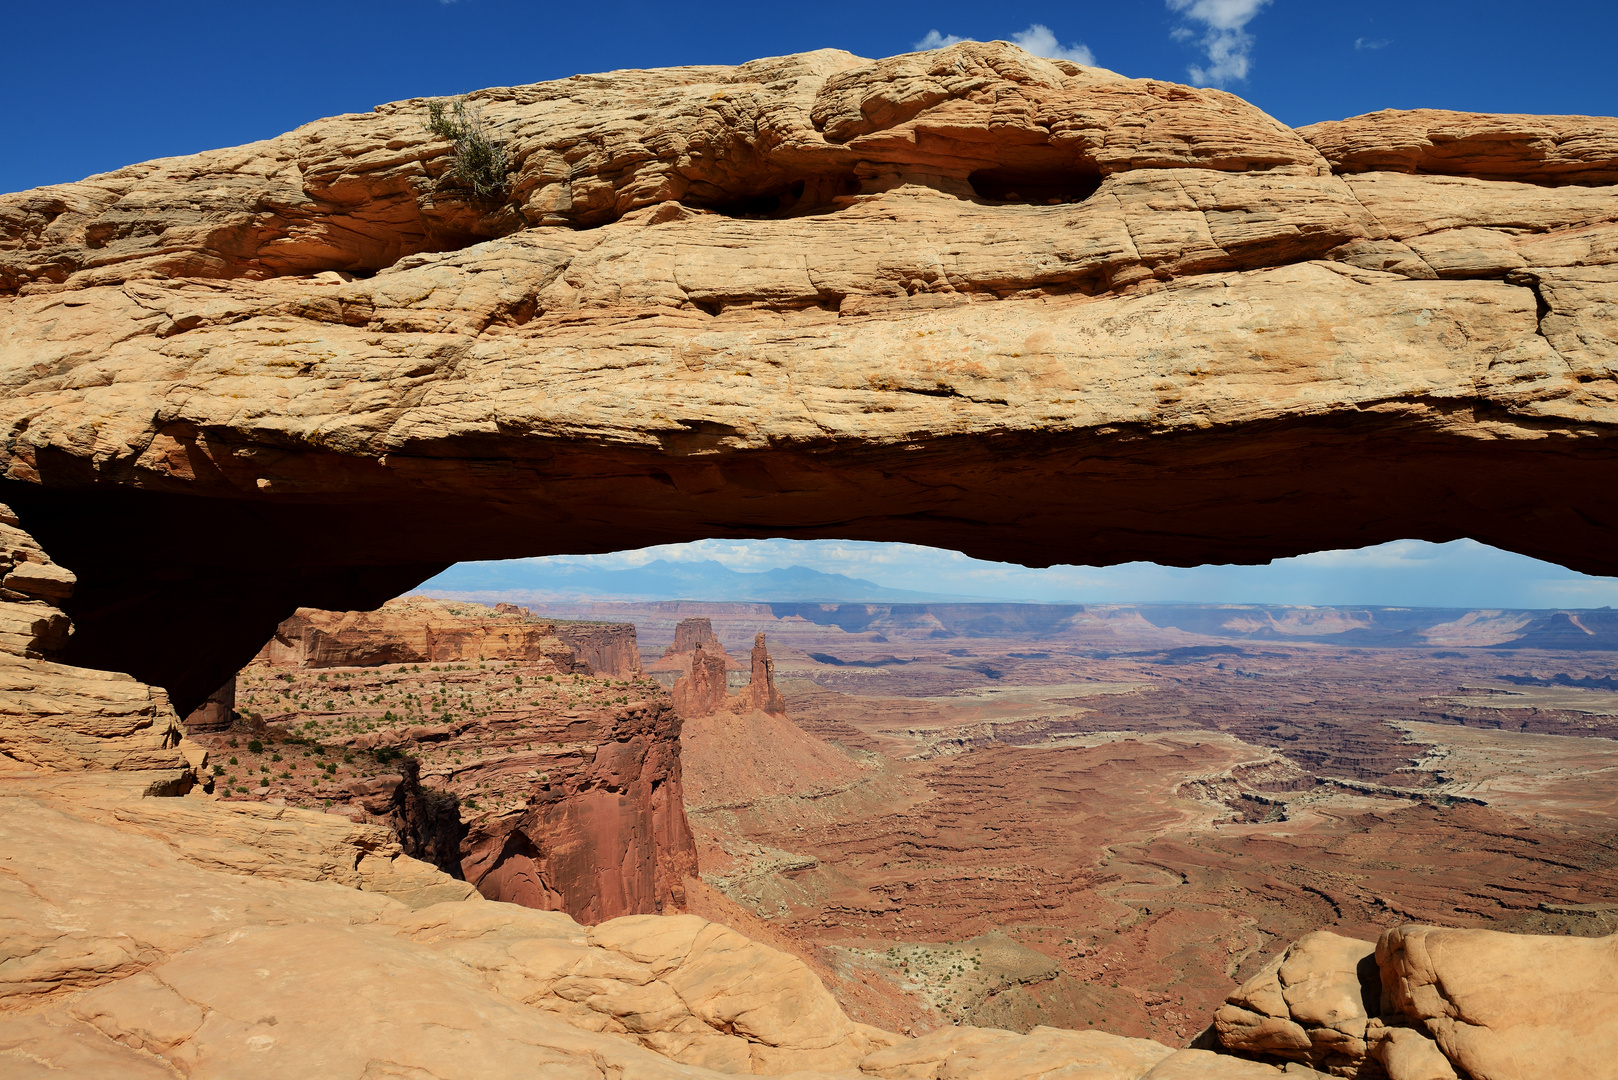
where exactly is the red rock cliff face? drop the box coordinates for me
[493,603,643,677]
[736,633,787,715]
[670,633,787,719]
[459,696,696,923]
[203,598,696,921]
[665,617,729,662]
[553,624,642,679]
[671,645,730,719]
[182,677,236,733]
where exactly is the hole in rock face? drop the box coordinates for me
[693,173,861,218]
[968,168,1103,205]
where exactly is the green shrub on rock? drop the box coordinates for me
[424,96,509,201]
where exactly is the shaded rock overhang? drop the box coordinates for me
[2,42,1616,712]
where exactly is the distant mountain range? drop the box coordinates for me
[419,562,1618,650]
[419,559,983,604]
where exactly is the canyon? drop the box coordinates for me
[196,596,697,923]
[176,592,1618,1060]
[3,37,1618,1080]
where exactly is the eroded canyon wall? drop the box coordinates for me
[256,596,587,670]
[198,597,697,922]
[552,622,643,678]
[458,695,697,923]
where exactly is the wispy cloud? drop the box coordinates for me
[1166,0,1272,85]
[1354,37,1390,50]
[913,23,1096,66]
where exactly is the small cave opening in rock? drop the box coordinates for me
[693,172,861,218]
[968,168,1103,205]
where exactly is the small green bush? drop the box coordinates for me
[424,96,509,201]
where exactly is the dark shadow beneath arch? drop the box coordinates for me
[969,168,1103,205]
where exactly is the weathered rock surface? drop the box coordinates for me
[1,43,1615,712]
[457,688,698,923]
[671,632,786,720]
[1215,930,1380,1075]
[0,502,198,788]
[666,618,733,663]
[258,595,587,670]
[736,633,787,715]
[182,676,235,731]
[673,643,733,718]
[1376,924,1618,1080]
[1298,109,1618,184]
[207,603,698,923]
[554,620,644,677]
[3,42,1618,1079]
[1214,922,1618,1080]
[2,775,1226,1080]
[0,780,855,1077]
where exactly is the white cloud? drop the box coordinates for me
[1166,0,1272,85]
[1009,24,1097,66]
[913,24,1096,67]
[914,30,965,50]
[1355,37,1390,50]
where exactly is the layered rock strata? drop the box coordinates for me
[671,633,787,720]
[6,732,1614,1080]
[673,644,732,718]
[554,622,643,677]
[182,676,235,732]
[205,607,698,923]
[494,603,646,676]
[257,595,588,670]
[2,43,1616,709]
[667,618,733,663]
[455,690,698,922]
[0,502,199,788]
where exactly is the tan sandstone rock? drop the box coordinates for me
[1,40,1616,1080]
[1365,1021,1459,1080]
[0,44,1615,713]
[1376,924,1618,1080]
[1215,931,1379,1075]
[257,595,587,670]
[0,502,196,787]
[1299,109,1618,184]
[0,778,868,1079]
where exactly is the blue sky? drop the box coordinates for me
[5,1,1617,193]
[12,2,1618,607]
[431,540,1618,609]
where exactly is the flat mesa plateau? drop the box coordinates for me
[503,599,1618,1043]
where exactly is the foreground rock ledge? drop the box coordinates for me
[0,42,1616,709]
[4,775,1616,1080]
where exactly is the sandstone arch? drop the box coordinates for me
[2,42,1616,713]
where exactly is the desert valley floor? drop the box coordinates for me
[202,598,1618,1047]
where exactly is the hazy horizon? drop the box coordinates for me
[420,538,1618,609]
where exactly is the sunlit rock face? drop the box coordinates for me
[2,42,1617,719]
